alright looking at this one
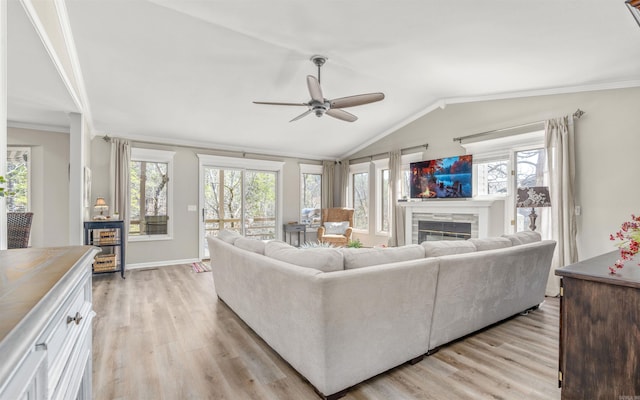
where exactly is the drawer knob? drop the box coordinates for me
[66,312,83,325]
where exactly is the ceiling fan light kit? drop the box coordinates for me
[254,55,385,122]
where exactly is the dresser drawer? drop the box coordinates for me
[36,269,92,397]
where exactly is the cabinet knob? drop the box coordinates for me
[66,311,83,325]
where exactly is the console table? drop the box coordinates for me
[0,246,99,400]
[555,251,640,399]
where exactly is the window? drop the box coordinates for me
[373,159,390,234]
[300,164,322,228]
[6,147,30,212]
[350,163,369,231]
[198,154,284,258]
[129,148,175,240]
[476,159,509,196]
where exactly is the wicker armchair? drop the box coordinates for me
[317,208,354,247]
[7,212,33,249]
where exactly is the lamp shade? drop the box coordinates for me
[516,186,551,208]
[94,197,108,207]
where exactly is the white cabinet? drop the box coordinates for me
[0,246,99,400]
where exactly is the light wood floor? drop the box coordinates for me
[92,265,561,400]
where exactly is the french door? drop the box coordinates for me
[198,155,283,259]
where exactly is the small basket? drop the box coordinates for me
[94,254,117,272]
[97,230,117,245]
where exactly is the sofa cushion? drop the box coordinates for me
[422,240,477,258]
[217,229,241,244]
[324,221,350,235]
[265,240,344,272]
[341,245,425,270]
[502,231,542,246]
[234,237,266,255]
[469,237,512,252]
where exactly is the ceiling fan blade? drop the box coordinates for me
[329,92,385,109]
[307,75,324,103]
[326,108,358,122]
[253,101,308,106]
[290,109,313,122]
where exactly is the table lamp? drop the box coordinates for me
[516,186,551,231]
[94,197,109,220]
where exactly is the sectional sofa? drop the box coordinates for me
[207,231,556,399]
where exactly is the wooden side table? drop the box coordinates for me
[283,223,306,247]
[555,251,640,399]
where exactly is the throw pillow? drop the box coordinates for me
[217,229,241,244]
[324,221,350,235]
[234,237,266,255]
[265,241,344,272]
[469,237,512,252]
[422,240,477,258]
[341,245,425,269]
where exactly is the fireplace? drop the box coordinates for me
[411,212,478,244]
[418,220,472,242]
[399,199,502,244]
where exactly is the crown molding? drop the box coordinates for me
[8,120,69,133]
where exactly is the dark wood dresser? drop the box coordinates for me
[555,251,640,399]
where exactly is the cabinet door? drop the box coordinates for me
[0,349,47,400]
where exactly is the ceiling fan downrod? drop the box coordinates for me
[310,55,327,84]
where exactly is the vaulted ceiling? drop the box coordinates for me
[7,0,640,160]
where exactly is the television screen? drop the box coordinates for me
[410,155,473,199]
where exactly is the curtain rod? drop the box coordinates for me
[452,108,586,143]
[348,143,429,164]
[101,135,322,163]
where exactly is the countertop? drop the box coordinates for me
[0,246,98,385]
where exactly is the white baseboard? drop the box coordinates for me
[126,258,201,270]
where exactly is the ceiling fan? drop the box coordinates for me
[253,55,385,123]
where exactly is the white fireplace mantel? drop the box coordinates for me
[399,199,499,243]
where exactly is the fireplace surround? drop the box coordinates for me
[399,199,502,244]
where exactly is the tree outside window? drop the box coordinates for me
[5,148,30,212]
[130,160,169,236]
[352,171,369,230]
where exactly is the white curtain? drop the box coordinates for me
[545,116,578,296]
[110,138,131,244]
[388,150,405,246]
[322,160,334,208]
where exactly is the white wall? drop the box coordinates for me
[8,127,70,247]
[91,137,308,265]
[348,86,640,261]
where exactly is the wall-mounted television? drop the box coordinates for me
[410,155,473,199]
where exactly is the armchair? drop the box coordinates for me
[7,212,33,249]
[316,208,354,247]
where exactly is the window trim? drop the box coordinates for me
[129,148,176,242]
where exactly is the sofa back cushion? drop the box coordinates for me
[234,237,266,255]
[341,245,425,270]
[421,240,477,258]
[217,229,241,244]
[502,231,542,246]
[469,237,512,252]
[265,240,344,272]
